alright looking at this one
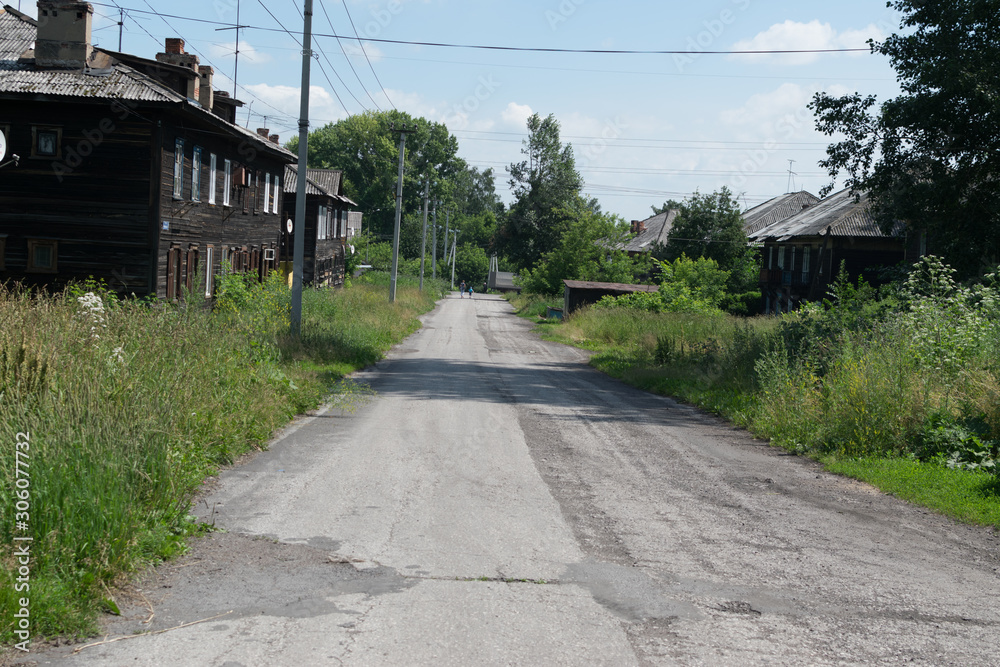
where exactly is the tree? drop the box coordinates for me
[653,188,759,312]
[496,113,583,270]
[650,199,683,216]
[288,110,462,238]
[810,0,1000,277]
[520,198,653,295]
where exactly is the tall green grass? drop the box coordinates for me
[1,272,443,642]
[530,257,1000,527]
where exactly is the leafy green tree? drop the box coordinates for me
[454,243,490,287]
[496,113,583,270]
[650,199,683,216]
[520,199,652,295]
[654,188,759,312]
[809,0,1000,277]
[288,110,461,238]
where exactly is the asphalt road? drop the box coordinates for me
[26,293,1000,666]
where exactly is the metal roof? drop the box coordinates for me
[283,165,357,206]
[624,209,678,252]
[0,6,294,160]
[742,191,820,236]
[748,188,905,242]
[0,6,35,61]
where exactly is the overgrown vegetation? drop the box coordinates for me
[0,272,444,643]
[530,256,1000,527]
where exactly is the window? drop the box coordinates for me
[265,173,271,213]
[223,159,231,207]
[166,246,182,299]
[208,153,217,205]
[272,174,280,213]
[767,246,774,269]
[802,247,810,282]
[191,147,202,202]
[777,246,786,270]
[32,126,61,159]
[173,138,184,198]
[317,205,327,240]
[185,245,198,292]
[26,240,57,273]
[204,246,214,297]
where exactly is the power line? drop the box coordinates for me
[317,0,382,111]
[340,0,394,110]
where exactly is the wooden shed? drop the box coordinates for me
[563,280,659,314]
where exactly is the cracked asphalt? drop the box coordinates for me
[22,293,1000,665]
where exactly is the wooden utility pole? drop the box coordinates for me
[290,0,314,335]
[389,123,416,303]
[419,179,429,291]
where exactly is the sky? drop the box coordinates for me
[16,0,904,221]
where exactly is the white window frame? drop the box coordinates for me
[173,138,184,199]
[208,153,217,205]
[191,147,202,202]
[777,246,786,270]
[205,245,214,297]
[223,159,232,207]
[317,205,327,240]
[272,174,280,213]
[265,173,271,214]
[802,246,810,282]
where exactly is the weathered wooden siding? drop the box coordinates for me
[0,100,156,293]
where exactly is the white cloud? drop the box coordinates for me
[730,20,883,65]
[208,41,272,65]
[501,102,533,128]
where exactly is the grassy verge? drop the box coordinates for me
[507,287,1000,532]
[1,272,445,644]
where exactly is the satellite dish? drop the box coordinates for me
[0,132,6,162]
[286,219,293,234]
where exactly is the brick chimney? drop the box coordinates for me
[198,65,214,111]
[269,134,280,144]
[155,38,199,99]
[630,220,646,234]
[256,128,270,139]
[35,1,94,69]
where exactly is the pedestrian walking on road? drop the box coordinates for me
[459,280,466,298]
[469,286,474,299]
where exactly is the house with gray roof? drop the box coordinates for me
[0,2,295,298]
[282,165,359,287]
[749,188,921,313]
[742,191,820,237]
[624,209,679,255]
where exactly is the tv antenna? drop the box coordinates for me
[786,159,797,193]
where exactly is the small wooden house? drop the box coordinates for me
[281,166,358,287]
[0,3,295,299]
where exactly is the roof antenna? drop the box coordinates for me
[786,159,797,194]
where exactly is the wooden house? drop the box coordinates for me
[281,165,357,287]
[748,188,922,313]
[0,3,295,299]
[624,209,679,255]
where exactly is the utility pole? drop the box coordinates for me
[118,9,124,51]
[389,123,416,303]
[449,229,460,289]
[431,200,438,279]
[290,0,314,336]
[419,179,429,291]
[442,209,450,274]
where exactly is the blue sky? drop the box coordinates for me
[18,0,903,220]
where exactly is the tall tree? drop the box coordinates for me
[654,188,760,313]
[288,110,462,238]
[810,0,1000,276]
[496,113,583,270]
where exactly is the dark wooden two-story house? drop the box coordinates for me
[747,188,922,313]
[281,165,357,287]
[0,2,295,299]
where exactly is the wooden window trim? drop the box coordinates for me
[166,245,182,300]
[26,239,57,273]
[31,126,61,159]
[223,159,231,207]
[205,245,215,297]
[185,245,199,292]
[208,154,217,205]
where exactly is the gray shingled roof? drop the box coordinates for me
[284,165,357,206]
[742,191,820,236]
[748,188,905,242]
[624,209,678,253]
[0,5,294,159]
